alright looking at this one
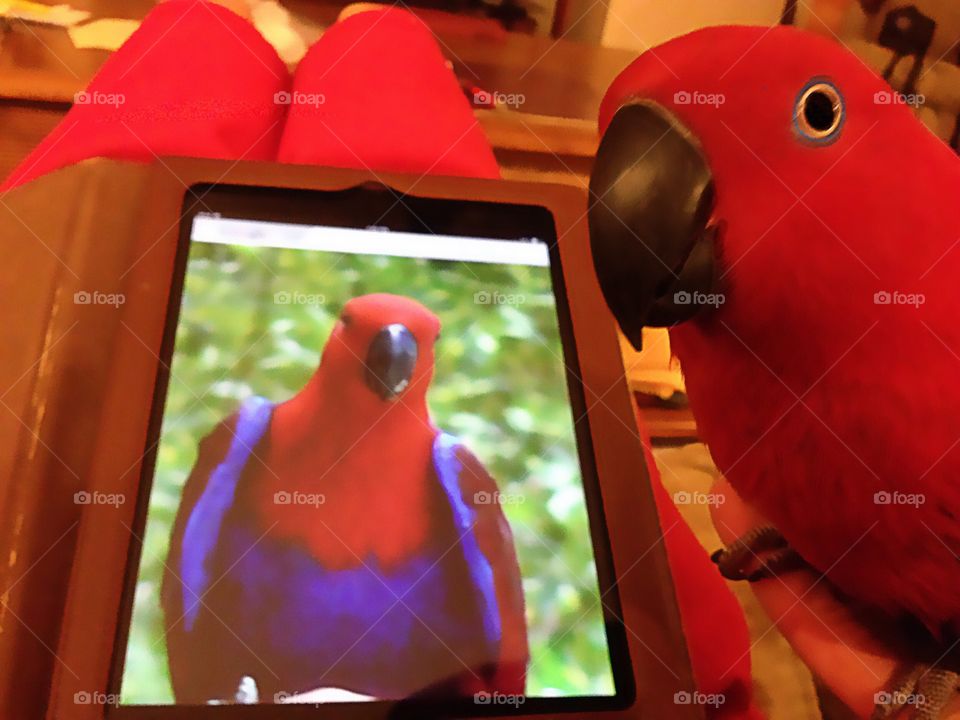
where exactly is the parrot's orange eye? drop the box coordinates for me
[794,81,844,144]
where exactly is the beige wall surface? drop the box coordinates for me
[601,0,786,50]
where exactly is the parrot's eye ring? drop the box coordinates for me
[794,81,844,144]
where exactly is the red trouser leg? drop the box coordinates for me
[1,0,290,192]
[277,8,499,180]
[641,422,764,720]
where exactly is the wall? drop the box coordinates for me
[601,0,786,50]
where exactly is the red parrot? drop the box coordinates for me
[161,293,528,702]
[588,23,960,719]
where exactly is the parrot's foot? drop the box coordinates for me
[710,525,803,582]
[872,665,960,720]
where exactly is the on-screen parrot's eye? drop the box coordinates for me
[341,313,353,328]
[794,80,844,144]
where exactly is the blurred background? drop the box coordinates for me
[7,1,960,717]
[121,239,615,703]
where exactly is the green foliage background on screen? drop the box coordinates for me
[121,239,615,703]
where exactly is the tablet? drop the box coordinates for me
[4,161,694,720]
[108,183,634,718]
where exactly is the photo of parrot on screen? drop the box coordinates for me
[160,293,528,704]
[588,24,960,720]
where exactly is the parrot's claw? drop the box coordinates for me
[871,665,960,720]
[710,525,804,582]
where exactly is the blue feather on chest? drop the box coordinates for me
[211,524,490,696]
[174,398,503,698]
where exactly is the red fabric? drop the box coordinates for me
[1,1,289,192]
[4,5,756,716]
[639,420,763,720]
[1,3,497,191]
[277,8,499,178]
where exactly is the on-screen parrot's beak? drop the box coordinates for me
[364,323,419,401]
[589,100,720,351]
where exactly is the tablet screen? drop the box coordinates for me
[113,187,628,715]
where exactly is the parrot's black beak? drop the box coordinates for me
[364,323,418,401]
[588,100,720,351]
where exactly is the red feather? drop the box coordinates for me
[603,25,960,639]
[252,294,441,570]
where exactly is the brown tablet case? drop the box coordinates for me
[0,158,700,720]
